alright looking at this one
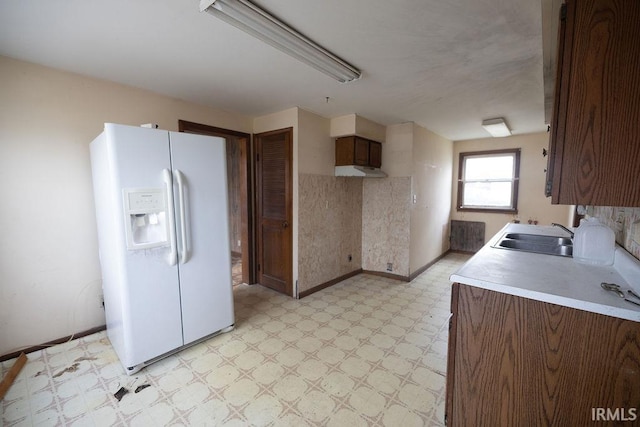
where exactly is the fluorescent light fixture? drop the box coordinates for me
[200,0,362,83]
[482,118,512,137]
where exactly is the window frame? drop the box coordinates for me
[457,148,521,213]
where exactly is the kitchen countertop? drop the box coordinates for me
[450,223,640,322]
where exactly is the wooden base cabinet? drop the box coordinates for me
[446,283,640,426]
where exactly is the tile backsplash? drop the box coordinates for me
[588,206,640,260]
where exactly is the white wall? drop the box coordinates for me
[451,133,573,242]
[0,56,252,356]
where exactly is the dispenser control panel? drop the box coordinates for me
[127,191,164,213]
[122,188,169,250]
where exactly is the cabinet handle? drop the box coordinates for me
[282,220,289,229]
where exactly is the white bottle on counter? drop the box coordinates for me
[572,217,615,265]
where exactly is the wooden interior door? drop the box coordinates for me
[256,128,293,296]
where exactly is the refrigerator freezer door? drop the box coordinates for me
[100,124,184,367]
[169,131,235,344]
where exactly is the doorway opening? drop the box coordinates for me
[178,120,254,287]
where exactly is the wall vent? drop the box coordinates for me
[450,220,486,252]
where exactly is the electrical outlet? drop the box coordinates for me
[615,212,626,232]
[387,263,393,272]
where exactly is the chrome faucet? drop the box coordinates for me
[552,223,574,238]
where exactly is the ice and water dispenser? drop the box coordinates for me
[123,188,169,250]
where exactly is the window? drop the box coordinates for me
[457,149,520,213]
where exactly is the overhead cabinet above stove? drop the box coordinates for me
[335,136,386,178]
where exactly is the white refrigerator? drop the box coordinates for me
[90,123,234,374]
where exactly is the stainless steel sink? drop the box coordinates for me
[503,233,572,246]
[492,233,573,257]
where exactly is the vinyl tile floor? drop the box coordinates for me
[1,253,469,426]
[231,254,244,287]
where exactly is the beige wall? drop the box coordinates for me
[0,56,252,356]
[451,133,573,243]
[298,109,333,175]
[298,175,363,292]
[329,114,386,142]
[409,124,453,272]
[362,123,453,277]
[362,178,412,275]
[297,110,363,293]
[382,123,413,177]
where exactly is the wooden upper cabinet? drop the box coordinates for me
[369,140,382,168]
[353,137,369,166]
[335,136,382,168]
[547,0,640,206]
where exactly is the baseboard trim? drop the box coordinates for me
[408,250,452,281]
[0,325,107,362]
[362,270,410,282]
[299,269,363,298]
[448,249,476,255]
[362,250,454,283]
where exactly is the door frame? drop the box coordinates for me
[178,120,255,285]
[255,127,293,297]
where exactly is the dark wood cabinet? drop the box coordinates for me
[446,283,640,426]
[335,136,382,168]
[368,139,382,168]
[546,0,640,206]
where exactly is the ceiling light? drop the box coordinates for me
[200,0,362,83]
[482,118,512,137]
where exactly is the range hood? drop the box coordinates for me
[335,165,387,178]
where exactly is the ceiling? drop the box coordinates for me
[0,0,557,141]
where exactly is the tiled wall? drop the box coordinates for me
[588,206,640,260]
[298,174,363,293]
[362,177,412,277]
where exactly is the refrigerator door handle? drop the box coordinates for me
[162,168,178,266]
[175,169,189,264]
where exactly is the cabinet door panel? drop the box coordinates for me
[448,284,640,426]
[335,136,355,166]
[369,141,382,168]
[354,138,369,166]
[546,4,567,199]
[550,0,640,206]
